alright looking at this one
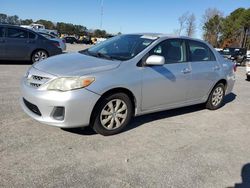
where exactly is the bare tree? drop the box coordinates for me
[177,12,189,35]
[202,8,223,26]
[186,13,196,37]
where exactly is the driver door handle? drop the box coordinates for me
[181,68,191,74]
[213,65,220,71]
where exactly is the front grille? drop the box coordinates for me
[26,75,50,88]
[23,98,42,116]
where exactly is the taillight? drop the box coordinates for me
[233,63,237,72]
[53,42,60,47]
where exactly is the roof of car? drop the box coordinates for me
[126,33,200,40]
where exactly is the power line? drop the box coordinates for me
[100,0,104,29]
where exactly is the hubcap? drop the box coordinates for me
[212,87,223,106]
[100,99,128,130]
[34,51,47,62]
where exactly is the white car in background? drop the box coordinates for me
[38,32,66,51]
[246,51,250,80]
[21,23,59,36]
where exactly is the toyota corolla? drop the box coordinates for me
[20,34,236,135]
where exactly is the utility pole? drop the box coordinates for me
[100,0,104,29]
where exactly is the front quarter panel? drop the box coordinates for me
[85,60,142,114]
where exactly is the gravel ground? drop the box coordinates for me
[0,45,250,188]
[64,43,92,53]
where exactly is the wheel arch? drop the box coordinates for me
[89,87,137,125]
[215,79,227,90]
[206,78,228,101]
[30,48,49,61]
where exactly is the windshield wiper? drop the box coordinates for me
[95,52,114,60]
[80,50,115,60]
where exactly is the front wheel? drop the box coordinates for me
[31,50,48,63]
[92,93,133,136]
[206,83,225,110]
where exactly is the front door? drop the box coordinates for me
[5,27,30,59]
[141,39,192,110]
[0,26,5,58]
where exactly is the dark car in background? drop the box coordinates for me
[0,24,62,63]
[221,47,247,66]
[79,37,93,45]
[63,36,79,44]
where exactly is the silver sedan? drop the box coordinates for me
[20,34,236,135]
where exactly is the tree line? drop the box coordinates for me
[0,13,110,38]
[175,8,250,49]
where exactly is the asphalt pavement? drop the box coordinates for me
[0,44,250,188]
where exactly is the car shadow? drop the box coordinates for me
[226,163,250,188]
[61,126,97,135]
[62,92,236,136]
[0,60,32,65]
[221,92,237,107]
[151,66,176,81]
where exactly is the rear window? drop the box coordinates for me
[188,40,216,62]
[7,28,28,39]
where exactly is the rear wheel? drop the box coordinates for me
[92,93,133,136]
[31,50,48,63]
[206,83,225,110]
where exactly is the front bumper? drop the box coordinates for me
[20,78,100,128]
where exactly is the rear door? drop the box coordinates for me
[0,26,5,58]
[5,27,30,60]
[186,40,220,102]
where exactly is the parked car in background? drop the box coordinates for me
[21,23,59,36]
[0,24,62,63]
[63,36,79,44]
[221,47,247,66]
[38,32,66,51]
[246,61,250,80]
[78,37,93,45]
[20,34,236,136]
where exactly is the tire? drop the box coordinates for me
[206,83,225,110]
[31,50,48,63]
[247,76,250,81]
[91,93,133,136]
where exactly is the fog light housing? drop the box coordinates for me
[51,107,65,121]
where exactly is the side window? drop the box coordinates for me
[29,32,36,39]
[150,39,186,64]
[7,28,28,39]
[188,40,215,62]
[0,27,4,37]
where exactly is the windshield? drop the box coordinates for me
[79,34,158,61]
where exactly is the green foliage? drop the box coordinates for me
[0,13,7,23]
[93,29,107,38]
[35,19,56,30]
[0,12,109,37]
[203,15,223,47]
[20,19,33,25]
[203,8,250,48]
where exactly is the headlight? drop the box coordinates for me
[44,77,95,91]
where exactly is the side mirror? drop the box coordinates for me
[145,55,165,66]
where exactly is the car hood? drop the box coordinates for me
[33,52,121,76]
